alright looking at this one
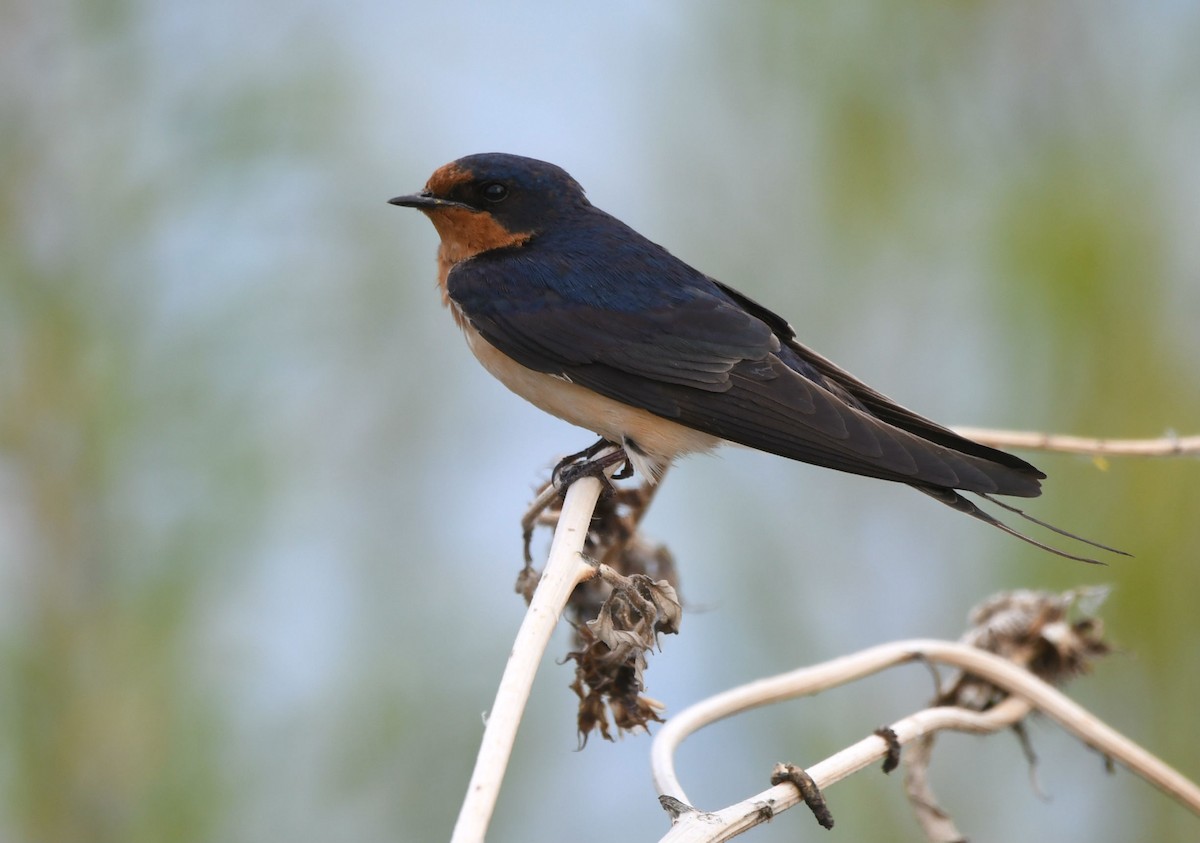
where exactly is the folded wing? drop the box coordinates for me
[449,248,1042,498]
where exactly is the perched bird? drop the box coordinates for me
[391,153,1120,562]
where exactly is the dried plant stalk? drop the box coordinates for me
[449,476,604,843]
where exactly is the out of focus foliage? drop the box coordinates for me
[1,2,1196,842]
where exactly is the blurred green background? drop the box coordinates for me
[2,2,1198,841]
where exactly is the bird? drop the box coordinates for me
[390,152,1122,562]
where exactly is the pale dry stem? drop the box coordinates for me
[952,428,1200,457]
[651,640,1200,843]
[449,476,605,843]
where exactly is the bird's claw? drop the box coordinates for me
[550,438,631,495]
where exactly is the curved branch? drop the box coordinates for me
[652,639,1200,842]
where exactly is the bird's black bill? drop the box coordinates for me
[388,192,466,210]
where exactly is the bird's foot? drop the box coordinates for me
[553,437,613,470]
[551,439,632,493]
[521,440,637,566]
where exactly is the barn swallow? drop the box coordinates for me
[390,153,1122,562]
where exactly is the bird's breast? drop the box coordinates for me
[430,208,531,327]
[437,245,467,328]
[453,314,721,475]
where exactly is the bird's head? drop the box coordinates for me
[390,153,589,260]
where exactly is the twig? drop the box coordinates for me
[597,465,669,570]
[951,428,1200,457]
[651,639,1200,842]
[450,476,605,843]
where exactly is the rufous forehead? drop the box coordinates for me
[426,162,473,196]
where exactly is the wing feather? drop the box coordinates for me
[449,242,1041,496]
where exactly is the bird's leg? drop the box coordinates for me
[520,439,626,568]
[553,444,629,492]
[550,437,618,487]
[610,454,634,481]
[519,439,642,571]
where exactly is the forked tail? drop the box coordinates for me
[915,486,1131,564]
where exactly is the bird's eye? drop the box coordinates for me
[481,182,508,203]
